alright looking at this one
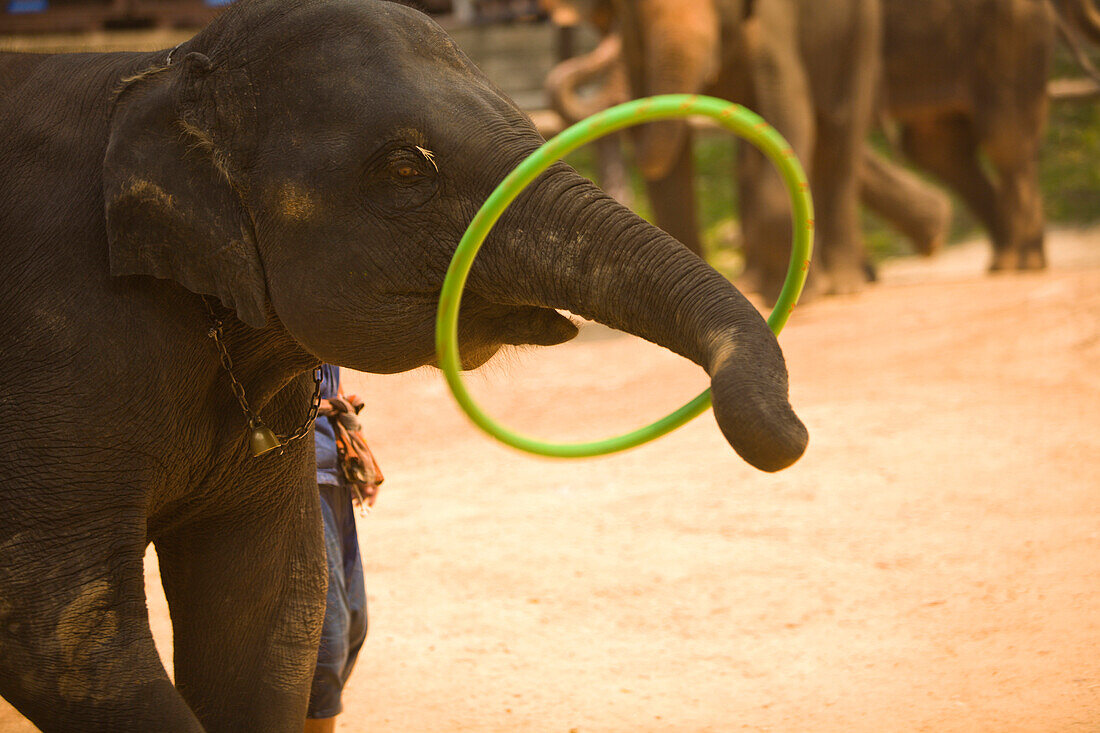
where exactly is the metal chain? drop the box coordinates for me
[203,297,323,447]
[283,368,324,444]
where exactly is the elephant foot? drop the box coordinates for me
[989,243,1047,273]
[917,234,946,259]
[794,273,828,305]
[989,249,1017,272]
[739,266,805,308]
[1018,246,1047,271]
[824,264,870,297]
[742,263,867,305]
[864,259,879,283]
[907,200,951,258]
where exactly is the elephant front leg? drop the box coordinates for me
[812,116,874,295]
[985,123,1047,272]
[739,143,819,302]
[155,484,327,733]
[736,4,822,302]
[0,508,202,732]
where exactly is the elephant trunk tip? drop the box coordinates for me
[709,358,809,473]
[719,402,809,472]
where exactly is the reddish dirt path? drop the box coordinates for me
[3,228,1098,731]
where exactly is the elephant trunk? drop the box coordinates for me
[1052,0,1100,85]
[623,0,720,180]
[1073,0,1100,44]
[545,33,625,124]
[470,171,807,472]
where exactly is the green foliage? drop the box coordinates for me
[1043,99,1100,223]
[1041,44,1100,222]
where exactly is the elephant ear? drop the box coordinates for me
[103,51,268,328]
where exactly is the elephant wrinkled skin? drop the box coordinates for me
[0,0,806,730]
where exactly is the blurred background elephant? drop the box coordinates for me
[877,0,1055,272]
[1053,0,1100,45]
[546,0,902,301]
[545,0,1074,299]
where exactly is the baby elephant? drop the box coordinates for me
[0,0,806,730]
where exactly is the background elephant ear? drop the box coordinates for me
[103,52,268,329]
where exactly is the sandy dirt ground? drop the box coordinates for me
[3,227,1099,731]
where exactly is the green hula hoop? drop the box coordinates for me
[435,94,814,458]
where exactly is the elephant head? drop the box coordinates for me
[102,0,806,471]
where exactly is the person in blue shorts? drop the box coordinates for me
[305,364,373,733]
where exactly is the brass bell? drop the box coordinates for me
[249,423,283,457]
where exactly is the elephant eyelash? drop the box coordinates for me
[415,146,438,172]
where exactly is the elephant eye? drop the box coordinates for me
[391,162,423,180]
[364,147,439,211]
[382,146,438,184]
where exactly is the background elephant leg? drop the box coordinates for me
[644,129,703,257]
[811,116,871,294]
[596,134,633,208]
[0,508,200,731]
[737,4,820,300]
[155,487,327,733]
[738,143,820,303]
[901,115,1006,255]
[860,145,953,257]
[984,127,1047,271]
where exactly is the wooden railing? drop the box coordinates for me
[0,0,233,33]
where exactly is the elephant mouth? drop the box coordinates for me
[456,304,579,370]
[492,306,579,347]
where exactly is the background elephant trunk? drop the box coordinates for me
[1051,0,1100,86]
[470,171,808,471]
[623,0,721,180]
[1069,0,1100,43]
[545,33,625,123]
